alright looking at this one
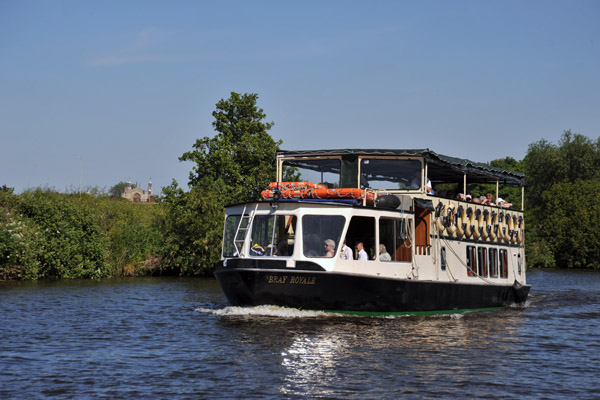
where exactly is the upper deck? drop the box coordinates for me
[276,148,525,210]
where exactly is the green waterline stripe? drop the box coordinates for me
[315,307,503,317]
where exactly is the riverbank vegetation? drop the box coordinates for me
[2,93,599,280]
[0,188,166,280]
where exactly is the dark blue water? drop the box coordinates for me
[1,269,599,399]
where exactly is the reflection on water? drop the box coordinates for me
[1,270,600,399]
[198,304,529,398]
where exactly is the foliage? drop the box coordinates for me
[158,181,225,276]
[0,189,165,280]
[180,92,281,203]
[437,156,523,206]
[159,92,281,275]
[109,181,132,198]
[523,131,600,269]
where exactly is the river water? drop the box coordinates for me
[1,268,599,399]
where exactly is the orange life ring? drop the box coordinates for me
[305,188,377,203]
[262,182,376,203]
[261,189,305,200]
[268,182,326,191]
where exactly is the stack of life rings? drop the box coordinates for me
[434,201,524,244]
[261,182,378,204]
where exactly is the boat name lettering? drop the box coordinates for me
[267,275,316,285]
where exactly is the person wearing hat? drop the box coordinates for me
[250,243,265,256]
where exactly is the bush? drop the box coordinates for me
[0,189,165,280]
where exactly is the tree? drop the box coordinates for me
[109,181,131,198]
[160,92,281,275]
[523,130,600,268]
[180,92,281,203]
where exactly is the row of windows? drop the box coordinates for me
[282,158,423,190]
[464,245,509,278]
[440,245,511,278]
[223,213,413,261]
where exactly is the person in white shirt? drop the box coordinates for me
[356,242,368,261]
[340,239,353,260]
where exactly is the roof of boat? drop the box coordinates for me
[277,148,525,186]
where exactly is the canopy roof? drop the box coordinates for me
[277,149,525,186]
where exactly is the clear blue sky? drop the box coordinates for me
[1,0,599,194]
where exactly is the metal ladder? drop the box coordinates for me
[233,204,257,257]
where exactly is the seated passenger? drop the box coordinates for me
[324,239,336,257]
[378,244,391,261]
[411,171,434,195]
[486,193,495,206]
[496,197,513,209]
[426,179,434,195]
[250,243,265,256]
[456,193,466,201]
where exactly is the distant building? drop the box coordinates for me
[122,179,154,203]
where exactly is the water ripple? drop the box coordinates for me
[1,270,600,399]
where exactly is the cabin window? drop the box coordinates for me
[489,248,498,278]
[302,215,345,258]
[466,246,477,276]
[440,247,447,271]
[499,249,509,278]
[360,159,422,190]
[518,254,522,275]
[282,159,341,188]
[249,215,297,257]
[378,217,412,262]
[344,216,376,260]
[223,214,245,257]
[477,247,488,277]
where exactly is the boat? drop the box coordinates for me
[214,149,531,315]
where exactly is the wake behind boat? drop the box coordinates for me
[214,149,530,314]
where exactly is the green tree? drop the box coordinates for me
[523,130,600,268]
[180,92,281,203]
[109,181,131,198]
[465,157,523,206]
[160,92,281,275]
[540,180,600,268]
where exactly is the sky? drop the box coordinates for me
[1,0,599,194]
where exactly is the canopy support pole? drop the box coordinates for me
[496,181,499,203]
